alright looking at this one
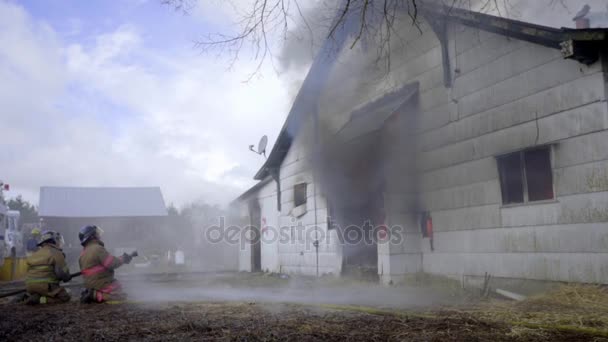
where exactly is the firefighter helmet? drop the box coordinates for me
[79,225,103,246]
[31,228,41,236]
[38,230,62,246]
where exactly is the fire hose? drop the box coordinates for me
[0,251,138,299]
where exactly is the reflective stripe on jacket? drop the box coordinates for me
[79,240,124,290]
[26,245,70,285]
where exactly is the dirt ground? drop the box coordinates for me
[0,301,603,342]
[1,273,607,341]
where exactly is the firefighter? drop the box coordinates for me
[78,225,133,303]
[25,228,41,256]
[24,230,71,305]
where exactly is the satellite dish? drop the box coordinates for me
[249,135,268,158]
[258,135,268,157]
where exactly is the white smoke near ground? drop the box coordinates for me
[119,272,462,309]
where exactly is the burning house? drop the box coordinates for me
[234,4,608,286]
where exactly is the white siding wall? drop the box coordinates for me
[258,181,280,273]
[315,16,608,284]
[235,181,281,273]
[277,119,342,276]
[416,24,608,284]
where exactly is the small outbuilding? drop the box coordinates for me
[39,186,168,265]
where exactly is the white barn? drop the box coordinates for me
[234,3,608,287]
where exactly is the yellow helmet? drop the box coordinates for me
[31,228,41,236]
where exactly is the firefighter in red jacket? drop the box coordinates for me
[78,225,133,303]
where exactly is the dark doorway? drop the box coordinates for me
[321,134,383,280]
[318,82,419,281]
[339,172,383,280]
[248,199,262,272]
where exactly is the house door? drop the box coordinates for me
[248,199,262,272]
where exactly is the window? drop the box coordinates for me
[497,147,554,205]
[294,183,307,207]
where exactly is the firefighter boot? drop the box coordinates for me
[25,294,41,305]
[80,288,96,304]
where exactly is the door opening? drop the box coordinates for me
[248,199,262,272]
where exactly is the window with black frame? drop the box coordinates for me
[497,146,554,205]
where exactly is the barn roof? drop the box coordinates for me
[39,186,168,218]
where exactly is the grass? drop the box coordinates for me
[454,284,608,336]
[397,272,469,297]
[301,284,608,340]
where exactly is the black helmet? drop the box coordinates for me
[79,225,103,246]
[38,230,63,247]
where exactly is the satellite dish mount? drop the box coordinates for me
[249,135,268,158]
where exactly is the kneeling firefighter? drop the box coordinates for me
[78,225,133,303]
[25,230,71,305]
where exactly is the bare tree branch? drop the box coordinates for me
[161,0,573,76]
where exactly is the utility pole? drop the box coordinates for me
[312,106,320,278]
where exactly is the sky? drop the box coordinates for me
[0,0,305,208]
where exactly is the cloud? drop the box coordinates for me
[0,0,291,207]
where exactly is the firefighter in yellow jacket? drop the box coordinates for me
[25,230,71,305]
[78,225,133,303]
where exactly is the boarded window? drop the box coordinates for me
[497,147,554,205]
[294,183,307,207]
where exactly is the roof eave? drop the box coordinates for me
[232,177,273,203]
[420,3,608,64]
